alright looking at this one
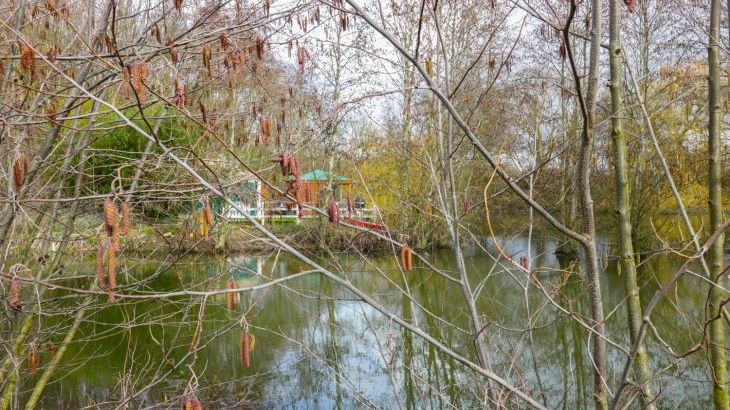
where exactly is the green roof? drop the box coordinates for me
[301,169,350,182]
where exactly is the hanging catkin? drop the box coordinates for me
[111,214,120,250]
[204,202,213,225]
[280,152,290,176]
[173,77,185,108]
[183,396,202,410]
[151,23,162,44]
[240,331,252,368]
[131,63,148,104]
[107,243,117,303]
[19,41,35,75]
[463,198,471,213]
[28,342,39,374]
[289,156,301,188]
[48,341,56,360]
[401,245,413,272]
[199,101,208,127]
[96,234,107,289]
[103,199,117,236]
[12,155,26,194]
[121,66,131,99]
[168,36,178,64]
[9,277,20,311]
[297,46,307,73]
[12,162,22,193]
[202,45,212,78]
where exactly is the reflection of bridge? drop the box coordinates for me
[227,256,262,279]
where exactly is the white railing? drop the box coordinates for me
[223,202,262,220]
[223,201,378,221]
[339,206,378,220]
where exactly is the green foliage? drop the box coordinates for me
[87,106,200,195]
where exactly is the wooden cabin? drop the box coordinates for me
[299,169,352,216]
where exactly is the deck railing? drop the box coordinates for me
[222,201,378,221]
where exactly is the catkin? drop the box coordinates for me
[9,277,20,311]
[168,36,178,64]
[12,156,24,194]
[103,199,117,236]
[152,23,162,44]
[121,66,131,99]
[202,45,212,76]
[28,343,39,374]
[280,152,290,176]
[48,341,56,360]
[19,41,35,75]
[107,244,116,303]
[241,331,251,368]
[96,236,107,289]
[130,63,148,104]
[204,202,213,225]
[297,46,307,73]
[401,245,413,273]
[173,77,185,108]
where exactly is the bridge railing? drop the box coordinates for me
[222,201,379,221]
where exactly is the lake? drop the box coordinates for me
[21,234,727,409]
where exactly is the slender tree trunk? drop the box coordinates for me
[24,295,91,409]
[707,1,728,408]
[608,1,656,407]
[576,0,608,406]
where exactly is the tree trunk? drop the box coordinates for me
[608,0,656,407]
[707,0,728,408]
[576,0,608,406]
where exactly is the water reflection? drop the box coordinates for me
[30,236,729,408]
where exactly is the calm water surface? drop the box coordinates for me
[26,235,728,409]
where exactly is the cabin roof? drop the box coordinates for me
[301,169,350,182]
